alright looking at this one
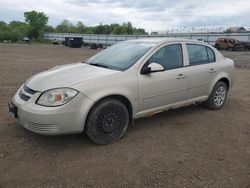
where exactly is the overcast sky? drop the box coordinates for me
[0,0,249,32]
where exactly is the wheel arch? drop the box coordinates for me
[218,77,230,90]
[84,94,134,131]
[209,73,231,97]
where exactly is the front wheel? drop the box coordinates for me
[86,99,129,145]
[204,81,228,110]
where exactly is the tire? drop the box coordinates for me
[86,99,129,145]
[204,81,228,110]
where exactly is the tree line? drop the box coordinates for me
[0,10,148,42]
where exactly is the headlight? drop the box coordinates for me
[36,88,79,107]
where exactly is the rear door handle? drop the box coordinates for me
[209,68,216,73]
[176,74,187,79]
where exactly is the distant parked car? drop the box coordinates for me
[97,43,104,48]
[23,36,30,43]
[9,38,235,144]
[52,39,59,45]
[241,40,250,50]
[215,38,250,50]
[3,40,12,43]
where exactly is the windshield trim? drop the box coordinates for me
[87,62,124,71]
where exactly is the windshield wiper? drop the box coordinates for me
[88,63,108,68]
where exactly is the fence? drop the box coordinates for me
[43,32,250,45]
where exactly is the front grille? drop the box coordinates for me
[24,121,59,133]
[19,85,37,101]
[23,85,37,95]
[19,91,30,101]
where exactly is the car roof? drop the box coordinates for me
[218,38,237,40]
[124,37,207,45]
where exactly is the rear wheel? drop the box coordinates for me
[86,99,129,145]
[204,81,228,110]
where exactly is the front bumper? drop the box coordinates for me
[11,86,93,135]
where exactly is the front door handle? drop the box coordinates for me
[176,74,187,79]
[209,68,216,73]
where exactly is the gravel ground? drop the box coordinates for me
[221,50,250,69]
[0,43,249,187]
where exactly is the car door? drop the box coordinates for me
[184,43,217,102]
[137,43,188,113]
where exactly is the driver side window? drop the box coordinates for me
[147,44,183,70]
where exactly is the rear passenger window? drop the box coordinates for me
[206,47,215,62]
[187,44,215,65]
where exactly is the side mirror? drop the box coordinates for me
[141,66,151,74]
[141,62,164,74]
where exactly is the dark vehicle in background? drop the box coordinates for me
[241,40,250,50]
[63,37,83,48]
[215,38,250,51]
[90,43,98,49]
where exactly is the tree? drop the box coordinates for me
[55,19,76,33]
[0,21,9,31]
[111,22,147,35]
[9,21,27,29]
[9,21,29,37]
[94,23,105,34]
[24,10,48,39]
[0,21,27,42]
[76,21,85,33]
[112,25,124,34]
[44,25,54,32]
[124,22,133,34]
[133,28,148,35]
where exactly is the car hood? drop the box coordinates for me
[25,63,120,91]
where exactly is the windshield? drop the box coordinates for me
[86,42,155,71]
